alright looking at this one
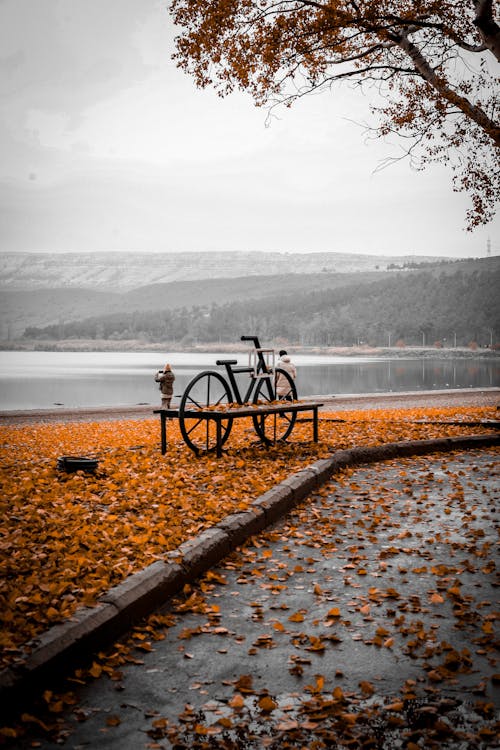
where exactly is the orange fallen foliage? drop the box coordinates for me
[0,405,496,667]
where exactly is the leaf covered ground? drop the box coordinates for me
[0,405,497,672]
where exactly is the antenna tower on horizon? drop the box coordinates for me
[487,237,491,257]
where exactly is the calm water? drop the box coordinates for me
[0,351,498,411]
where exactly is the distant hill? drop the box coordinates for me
[0,271,389,337]
[0,250,475,338]
[22,258,500,349]
[0,250,449,291]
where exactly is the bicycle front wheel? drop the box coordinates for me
[252,368,297,444]
[179,371,233,454]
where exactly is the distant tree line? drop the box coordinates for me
[24,269,499,348]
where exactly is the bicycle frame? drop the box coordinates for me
[176,335,299,453]
[216,335,274,405]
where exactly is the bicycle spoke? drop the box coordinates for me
[252,367,297,444]
[186,394,204,410]
[185,418,204,436]
[271,413,277,442]
[179,370,233,453]
[257,392,273,405]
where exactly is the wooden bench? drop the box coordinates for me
[154,401,324,457]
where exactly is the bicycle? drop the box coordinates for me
[178,335,298,453]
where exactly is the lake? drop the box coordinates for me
[0,350,498,411]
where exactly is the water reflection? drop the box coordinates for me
[0,352,498,410]
[300,358,499,397]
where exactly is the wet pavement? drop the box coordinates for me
[10,448,500,749]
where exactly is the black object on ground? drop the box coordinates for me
[56,456,98,473]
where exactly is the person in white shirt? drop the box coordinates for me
[275,350,296,400]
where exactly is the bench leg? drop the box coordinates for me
[160,413,167,455]
[216,419,222,458]
[313,407,319,442]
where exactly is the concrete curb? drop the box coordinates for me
[1,432,499,716]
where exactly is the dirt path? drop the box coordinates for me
[0,388,498,426]
[316,387,500,412]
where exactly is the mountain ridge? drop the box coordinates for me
[22,260,500,350]
[0,250,450,291]
[1,253,495,340]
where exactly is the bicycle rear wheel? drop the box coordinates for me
[179,371,233,454]
[252,368,297,444]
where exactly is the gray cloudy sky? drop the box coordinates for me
[0,0,497,258]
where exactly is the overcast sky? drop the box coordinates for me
[0,0,498,258]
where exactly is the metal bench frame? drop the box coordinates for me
[154,401,323,458]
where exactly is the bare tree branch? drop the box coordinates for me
[474,0,500,60]
[395,31,500,147]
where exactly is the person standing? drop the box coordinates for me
[275,350,296,400]
[155,364,175,409]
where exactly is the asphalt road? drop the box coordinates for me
[11,447,500,749]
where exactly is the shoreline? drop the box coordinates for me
[0,341,498,358]
[1,388,498,425]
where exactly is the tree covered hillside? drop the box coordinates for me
[24,267,500,348]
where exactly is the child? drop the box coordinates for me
[155,364,175,409]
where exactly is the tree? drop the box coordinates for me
[171,0,499,228]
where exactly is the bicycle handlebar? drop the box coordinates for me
[241,335,261,348]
